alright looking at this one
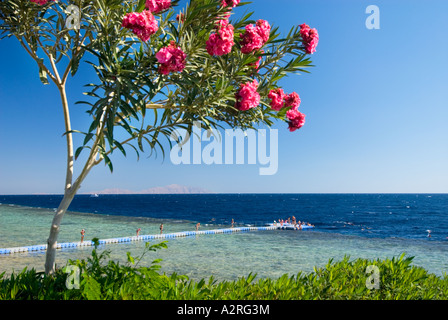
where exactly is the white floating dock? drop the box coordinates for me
[268,223,315,231]
[0,225,286,255]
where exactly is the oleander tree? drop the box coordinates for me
[0,0,319,275]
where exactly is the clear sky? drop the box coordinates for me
[0,0,447,194]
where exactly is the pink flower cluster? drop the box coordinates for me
[235,80,260,111]
[285,92,301,109]
[156,41,187,75]
[267,89,305,131]
[30,0,53,5]
[268,89,301,111]
[122,10,159,42]
[286,109,306,132]
[221,0,240,8]
[146,0,171,14]
[299,23,319,54]
[206,19,235,56]
[267,88,286,111]
[240,20,271,54]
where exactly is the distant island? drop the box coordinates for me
[84,184,213,195]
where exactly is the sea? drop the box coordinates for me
[0,193,447,281]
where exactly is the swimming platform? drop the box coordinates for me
[0,224,314,255]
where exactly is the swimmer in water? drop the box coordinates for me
[80,229,85,243]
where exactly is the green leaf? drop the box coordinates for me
[82,276,102,300]
[38,64,49,85]
[75,146,85,160]
[103,153,113,172]
[113,139,127,157]
[136,0,146,12]
[71,52,81,77]
[127,252,135,264]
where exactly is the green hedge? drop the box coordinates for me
[1,240,447,300]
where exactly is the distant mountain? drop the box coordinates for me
[138,184,212,194]
[86,184,213,195]
[86,188,134,195]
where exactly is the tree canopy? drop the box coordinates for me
[0,0,319,274]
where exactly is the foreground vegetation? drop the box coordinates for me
[1,240,447,300]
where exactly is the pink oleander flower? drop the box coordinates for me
[300,23,319,54]
[235,80,260,111]
[240,24,263,54]
[284,92,301,109]
[215,18,229,29]
[122,10,159,42]
[268,88,287,111]
[146,0,171,13]
[256,19,271,43]
[240,20,271,54]
[156,41,187,75]
[206,19,235,56]
[221,0,240,8]
[286,109,306,132]
[30,0,53,5]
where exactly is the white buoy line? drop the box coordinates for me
[0,225,283,255]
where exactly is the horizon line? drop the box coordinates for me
[1,192,448,196]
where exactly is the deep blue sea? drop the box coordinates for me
[1,193,447,279]
[2,193,447,240]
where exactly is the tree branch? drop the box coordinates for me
[57,84,75,192]
[48,52,62,85]
[146,103,167,109]
[70,103,108,195]
[61,31,90,85]
[17,37,57,84]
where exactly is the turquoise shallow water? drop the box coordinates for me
[1,204,447,280]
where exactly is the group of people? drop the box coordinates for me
[273,216,314,230]
[80,221,207,242]
[79,218,240,242]
[137,223,165,236]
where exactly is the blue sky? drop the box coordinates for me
[0,0,447,194]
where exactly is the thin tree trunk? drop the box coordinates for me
[44,83,76,275]
[44,191,76,275]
